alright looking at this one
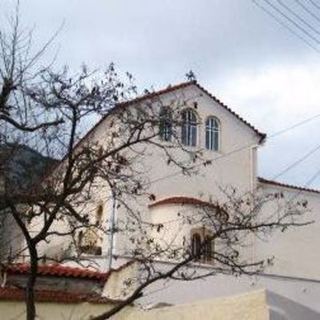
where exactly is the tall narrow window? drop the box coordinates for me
[78,231,84,247]
[191,233,202,259]
[96,204,103,226]
[159,107,172,141]
[204,235,213,262]
[181,109,197,146]
[205,117,220,151]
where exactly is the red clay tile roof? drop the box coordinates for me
[41,82,196,179]
[6,261,134,282]
[148,196,219,209]
[0,287,115,304]
[193,82,266,143]
[116,81,195,109]
[6,264,108,281]
[114,81,266,141]
[258,177,320,195]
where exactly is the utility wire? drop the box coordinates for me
[260,0,320,44]
[149,141,320,227]
[294,0,320,25]
[268,112,320,138]
[308,0,320,11]
[252,0,320,53]
[276,0,320,36]
[151,111,320,185]
[4,111,320,259]
[273,164,320,222]
[10,161,320,263]
[272,143,320,180]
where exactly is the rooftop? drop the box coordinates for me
[258,177,320,195]
[0,287,115,304]
[6,263,108,282]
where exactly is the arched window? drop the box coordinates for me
[205,117,220,151]
[159,106,172,141]
[190,228,214,264]
[181,109,197,146]
[191,233,202,259]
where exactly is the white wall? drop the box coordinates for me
[136,260,320,313]
[256,182,320,280]
[26,83,320,315]
[109,84,261,258]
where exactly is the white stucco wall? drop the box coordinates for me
[132,181,320,312]
[0,300,114,320]
[1,289,318,320]
[135,85,260,200]
[256,182,320,280]
[0,207,26,262]
[136,259,320,313]
[119,290,270,320]
[47,83,262,265]
[109,84,261,258]
[19,83,320,314]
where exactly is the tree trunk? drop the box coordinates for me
[25,243,38,320]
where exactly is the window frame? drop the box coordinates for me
[95,203,103,226]
[77,229,102,256]
[181,109,198,147]
[205,116,220,151]
[159,106,173,142]
[190,227,214,264]
[191,232,202,259]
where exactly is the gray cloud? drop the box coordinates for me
[2,0,320,187]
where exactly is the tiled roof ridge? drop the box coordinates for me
[0,287,119,304]
[5,260,134,282]
[116,80,266,141]
[40,81,196,180]
[193,82,266,142]
[74,80,266,155]
[116,81,196,108]
[69,81,198,152]
[6,263,108,281]
[42,80,266,181]
[258,177,320,195]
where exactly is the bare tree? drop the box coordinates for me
[87,186,310,320]
[0,5,311,320]
[0,6,202,319]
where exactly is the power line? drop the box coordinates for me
[252,0,320,53]
[294,0,320,25]
[273,164,320,221]
[154,142,320,227]
[272,143,320,180]
[260,0,320,45]
[151,111,320,185]
[4,110,320,259]
[268,112,320,138]
[308,0,320,11]
[276,0,320,37]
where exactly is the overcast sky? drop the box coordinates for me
[3,0,320,188]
